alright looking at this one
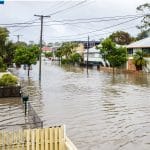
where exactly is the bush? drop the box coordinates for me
[61,59,71,64]
[0,74,18,86]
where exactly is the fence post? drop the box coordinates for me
[22,95,29,116]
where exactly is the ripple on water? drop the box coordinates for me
[2,63,150,150]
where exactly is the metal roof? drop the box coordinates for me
[127,37,150,48]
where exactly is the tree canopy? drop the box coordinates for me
[14,45,40,76]
[97,38,127,71]
[0,27,9,57]
[136,3,150,31]
[55,42,82,64]
[109,31,135,45]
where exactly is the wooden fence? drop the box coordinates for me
[0,125,77,150]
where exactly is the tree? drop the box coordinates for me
[133,50,147,71]
[0,27,17,67]
[59,42,78,59]
[137,3,150,31]
[14,45,40,76]
[55,42,81,64]
[0,57,6,72]
[0,27,9,57]
[97,38,127,72]
[44,52,53,58]
[4,41,16,67]
[136,29,150,40]
[136,3,150,40]
[69,53,82,65]
[109,31,135,45]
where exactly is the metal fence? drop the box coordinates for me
[26,102,43,129]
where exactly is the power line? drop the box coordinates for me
[1,14,143,26]
[46,16,142,39]
[49,0,87,16]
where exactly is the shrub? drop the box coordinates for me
[0,74,18,86]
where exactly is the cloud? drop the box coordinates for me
[1,0,149,43]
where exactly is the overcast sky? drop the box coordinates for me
[0,0,149,44]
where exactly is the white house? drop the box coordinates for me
[126,37,150,72]
[83,47,108,66]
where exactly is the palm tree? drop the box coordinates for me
[133,50,147,71]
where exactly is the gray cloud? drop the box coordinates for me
[0,0,149,43]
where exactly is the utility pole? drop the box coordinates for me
[34,15,50,81]
[87,35,90,75]
[14,34,23,42]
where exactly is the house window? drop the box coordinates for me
[142,48,150,56]
[128,48,133,55]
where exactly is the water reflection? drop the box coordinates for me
[111,73,150,87]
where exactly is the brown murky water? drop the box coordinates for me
[1,61,150,150]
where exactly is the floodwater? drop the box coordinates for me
[1,61,150,150]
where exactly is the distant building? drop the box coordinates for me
[84,47,107,66]
[42,46,52,53]
[126,37,150,72]
[73,40,100,49]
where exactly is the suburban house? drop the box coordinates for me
[42,46,52,53]
[83,46,107,66]
[126,37,150,72]
[73,40,100,49]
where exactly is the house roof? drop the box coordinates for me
[42,46,52,51]
[127,37,150,48]
[84,46,100,53]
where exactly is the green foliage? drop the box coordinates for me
[3,41,17,67]
[57,42,78,59]
[0,27,17,67]
[55,49,63,58]
[0,74,18,86]
[55,42,82,65]
[44,52,53,58]
[0,27,9,56]
[14,45,39,66]
[136,3,150,31]
[0,57,6,72]
[136,29,150,40]
[70,53,82,64]
[15,41,27,48]
[109,31,135,45]
[97,38,127,68]
[133,50,147,70]
[14,45,39,76]
[62,53,82,65]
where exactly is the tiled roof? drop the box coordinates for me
[127,37,150,48]
[42,46,52,51]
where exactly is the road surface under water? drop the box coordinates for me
[1,61,150,150]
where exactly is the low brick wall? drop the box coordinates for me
[99,67,143,74]
[0,86,21,98]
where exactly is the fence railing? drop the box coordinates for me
[0,125,67,150]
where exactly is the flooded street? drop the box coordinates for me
[1,61,150,150]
